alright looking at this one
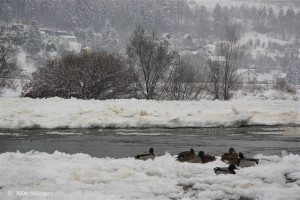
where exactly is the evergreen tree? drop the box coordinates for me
[278,7,285,39]
[101,18,119,49]
[102,19,112,41]
[25,0,39,20]
[295,12,300,44]
[213,3,223,38]
[0,0,12,23]
[286,54,300,85]
[85,27,94,42]
[285,8,295,34]
[195,5,209,40]
[23,23,43,55]
[107,29,118,48]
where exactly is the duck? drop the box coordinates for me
[221,147,239,164]
[214,164,239,175]
[135,148,155,160]
[236,153,259,167]
[177,148,196,162]
[191,151,216,163]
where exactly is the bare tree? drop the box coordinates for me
[219,26,241,100]
[127,26,176,99]
[165,57,204,100]
[207,26,241,100]
[207,59,222,100]
[25,52,132,99]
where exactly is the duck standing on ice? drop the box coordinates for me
[221,148,239,164]
[135,148,155,160]
[214,164,239,175]
[236,153,259,167]
[177,148,196,162]
[191,151,216,163]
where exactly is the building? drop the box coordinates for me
[59,35,77,42]
[55,31,69,36]
[182,34,193,46]
[162,33,171,40]
[237,69,259,83]
[208,56,226,63]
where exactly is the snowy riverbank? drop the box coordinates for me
[0,151,300,200]
[0,97,299,129]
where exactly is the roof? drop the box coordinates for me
[184,34,192,39]
[237,69,258,76]
[162,33,171,39]
[60,35,77,39]
[209,56,226,62]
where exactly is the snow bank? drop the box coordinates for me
[0,98,298,129]
[0,151,299,200]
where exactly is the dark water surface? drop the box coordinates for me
[0,126,299,158]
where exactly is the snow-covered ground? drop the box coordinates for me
[0,97,298,129]
[0,151,299,200]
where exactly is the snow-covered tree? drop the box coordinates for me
[85,27,94,42]
[278,7,286,39]
[285,8,295,34]
[0,0,12,23]
[102,19,112,41]
[23,23,43,55]
[286,55,300,85]
[102,19,119,49]
[25,0,40,20]
[107,29,118,48]
[195,5,209,40]
[213,3,223,38]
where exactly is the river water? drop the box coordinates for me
[0,126,300,158]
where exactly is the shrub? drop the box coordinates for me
[25,52,133,99]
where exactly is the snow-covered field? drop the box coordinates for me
[0,97,298,129]
[0,151,299,200]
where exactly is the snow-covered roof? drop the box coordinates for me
[257,70,287,82]
[209,56,226,62]
[237,69,258,76]
[162,33,171,39]
[56,31,68,34]
[184,34,192,39]
[60,35,77,39]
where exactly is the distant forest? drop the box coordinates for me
[1,0,299,42]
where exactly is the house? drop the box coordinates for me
[162,33,171,40]
[25,55,37,65]
[182,34,193,46]
[40,28,52,35]
[59,35,77,42]
[208,56,226,62]
[45,43,57,52]
[81,46,92,54]
[55,31,69,36]
[237,69,259,83]
[256,70,286,84]
[11,25,24,32]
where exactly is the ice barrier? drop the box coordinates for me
[0,151,300,200]
[0,98,299,129]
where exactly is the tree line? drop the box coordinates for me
[1,0,299,42]
[25,26,242,101]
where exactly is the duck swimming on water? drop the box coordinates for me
[214,164,239,175]
[135,148,155,160]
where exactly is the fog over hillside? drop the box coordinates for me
[0,0,299,99]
